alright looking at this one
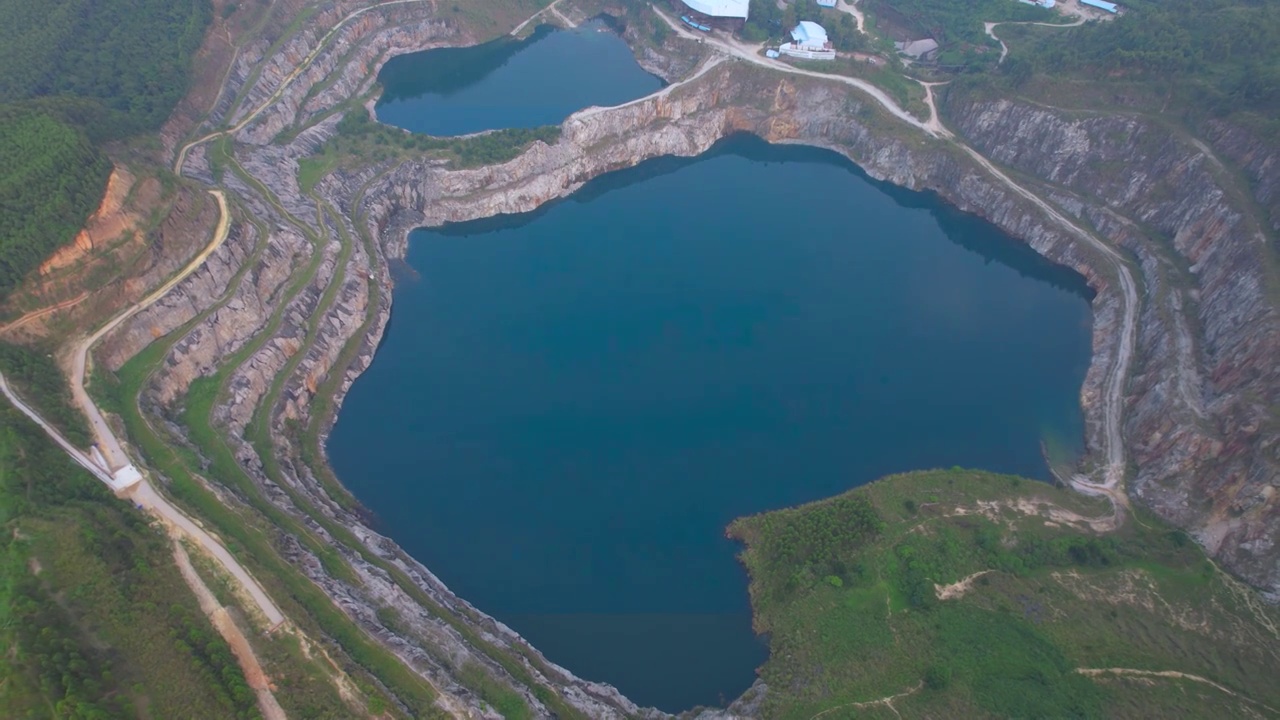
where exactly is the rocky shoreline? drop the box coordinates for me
[94,0,1278,716]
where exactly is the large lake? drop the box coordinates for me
[336,23,1093,714]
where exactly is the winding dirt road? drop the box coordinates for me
[174,0,434,176]
[60,187,286,629]
[70,190,230,471]
[0,292,89,336]
[1076,668,1278,714]
[174,543,287,720]
[985,18,1084,65]
[833,0,868,35]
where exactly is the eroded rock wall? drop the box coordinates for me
[945,93,1280,599]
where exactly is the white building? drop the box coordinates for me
[779,21,836,60]
[791,21,829,49]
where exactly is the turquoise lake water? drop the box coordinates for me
[335,25,1095,713]
[376,20,663,136]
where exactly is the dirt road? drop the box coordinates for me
[985,18,1084,65]
[174,543,287,720]
[70,189,230,471]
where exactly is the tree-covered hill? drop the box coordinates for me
[0,107,112,298]
[0,0,211,301]
[0,0,212,131]
[730,470,1280,719]
[1030,0,1280,119]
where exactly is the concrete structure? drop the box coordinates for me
[817,0,837,7]
[1080,0,1118,12]
[895,38,939,60]
[1017,0,1056,7]
[779,21,836,61]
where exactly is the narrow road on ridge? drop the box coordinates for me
[0,293,89,336]
[70,189,230,472]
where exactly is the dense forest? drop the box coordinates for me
[1028,0,1280,118]
[0,0,212,131]
[0,107,112,300]
[0,0,211,300]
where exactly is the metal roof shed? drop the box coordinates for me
[1080,0,1118,12]
[680,0,751,19]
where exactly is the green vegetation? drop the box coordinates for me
[730,469,1280,719]
[0,402,259,718]
[299,108,560,191]
[0,107,111,300]
[742,0,866,51]
[1020,0,1280,122]
[335,109,561,167]
[0,0,210,300]
[0,341,90,444]
[0,0,212,131]
[869,0,1052,47]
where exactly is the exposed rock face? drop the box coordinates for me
[97,0,1280,716]
[945,95,1280,600]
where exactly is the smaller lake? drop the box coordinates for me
[376,20,664,136]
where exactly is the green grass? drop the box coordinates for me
[0,340,91,444]
[297,149,341,194]
[0,402,259,718]
[729,469,1280,719]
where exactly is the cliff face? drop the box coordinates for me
[945,94,1280,599]
[96,0,1280,716]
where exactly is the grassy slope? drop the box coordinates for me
[729,469,1280,719]
[0,402,258,719]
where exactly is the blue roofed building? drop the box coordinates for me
[1080,0,1119,13]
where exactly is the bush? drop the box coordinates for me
[924,663,952,690]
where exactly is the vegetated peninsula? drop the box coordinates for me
[0,0,1277,718]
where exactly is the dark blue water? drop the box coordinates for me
[328,135,1094,711]
[375,20,664,136]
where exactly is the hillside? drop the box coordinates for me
[729,470,1280,719]
[0,0,210,300]
[0,403,259,718]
